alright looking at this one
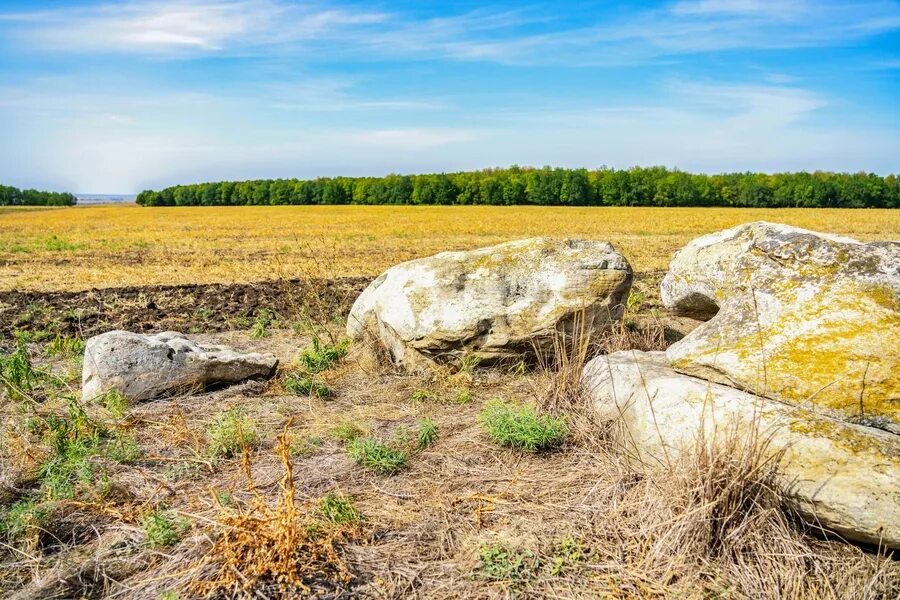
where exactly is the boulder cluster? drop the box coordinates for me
[582,223,898,549]
[80,222,898,549]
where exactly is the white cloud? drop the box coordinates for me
[3,0,388,54]
[1,0,898,64]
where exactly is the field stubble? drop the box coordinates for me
[1,204,898,292]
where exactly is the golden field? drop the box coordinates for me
[1,204,898,292]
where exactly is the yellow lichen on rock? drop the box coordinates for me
[663,222,900,433]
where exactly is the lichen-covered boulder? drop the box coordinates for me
[661,222,900,433]
[347,238,632,368]
[82,331,278,401]
[583,350,900,549]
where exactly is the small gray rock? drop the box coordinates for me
[82,331,278,402]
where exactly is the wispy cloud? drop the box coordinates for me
[2,0,898,64]
[1,0,387,54]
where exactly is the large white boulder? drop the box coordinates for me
[82,331,278,402]
[347,238,632,368]
[661,222,900,433]
[583,350,900,549]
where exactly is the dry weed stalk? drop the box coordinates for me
[191,426,357,598]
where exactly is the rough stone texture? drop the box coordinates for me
[82,331,278,402]
[583,350,900,549]
[661,222,900,433]
[347,238,632,368]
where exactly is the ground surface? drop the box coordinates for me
[1,204,898,292]
[2,321,898,599]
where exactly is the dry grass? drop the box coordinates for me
[2,204,899,291]
[191,426,359,598]
[3,322,896,599]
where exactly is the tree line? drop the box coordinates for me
[136,166,900,208]
[0,185,77,206]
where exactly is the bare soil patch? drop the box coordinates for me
[0,278,368,343]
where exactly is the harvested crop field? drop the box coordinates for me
[2,204,898,292]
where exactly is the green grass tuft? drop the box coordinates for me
[43,235,80,252]
[320,493,361,525]
[45,334,85,359]
[250,309,276,339]
[107,432,143,463]
[479,399,568,452]
[416,416,438,449]
[411,388,437,403]
[283,371,331,398]
[331,422,364,442]
[347,436,407,475]
[454,388,473,404]
[207,406,258,458]
[290,435,324,458]
[459,354,481,376]
[298,337,349,374]
[0,499,46,545]
[1,340,38,403]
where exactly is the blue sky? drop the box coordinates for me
[0,0,898,193]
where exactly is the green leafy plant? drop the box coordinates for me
[39,398,108,499]
[1,340,38,403]
[207,406,258,458]
[347,436,407,475]
[549,536,587,576]
[214,490,234,507]
[251,309,276,339]
[97,388,129,418]
[626,290,647,312]
[141,509,190,548]
[320,493,361,525]
[479,399,568,452]
[476,543,539,582]
[411,388,437,403]
[454,388,473,404]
